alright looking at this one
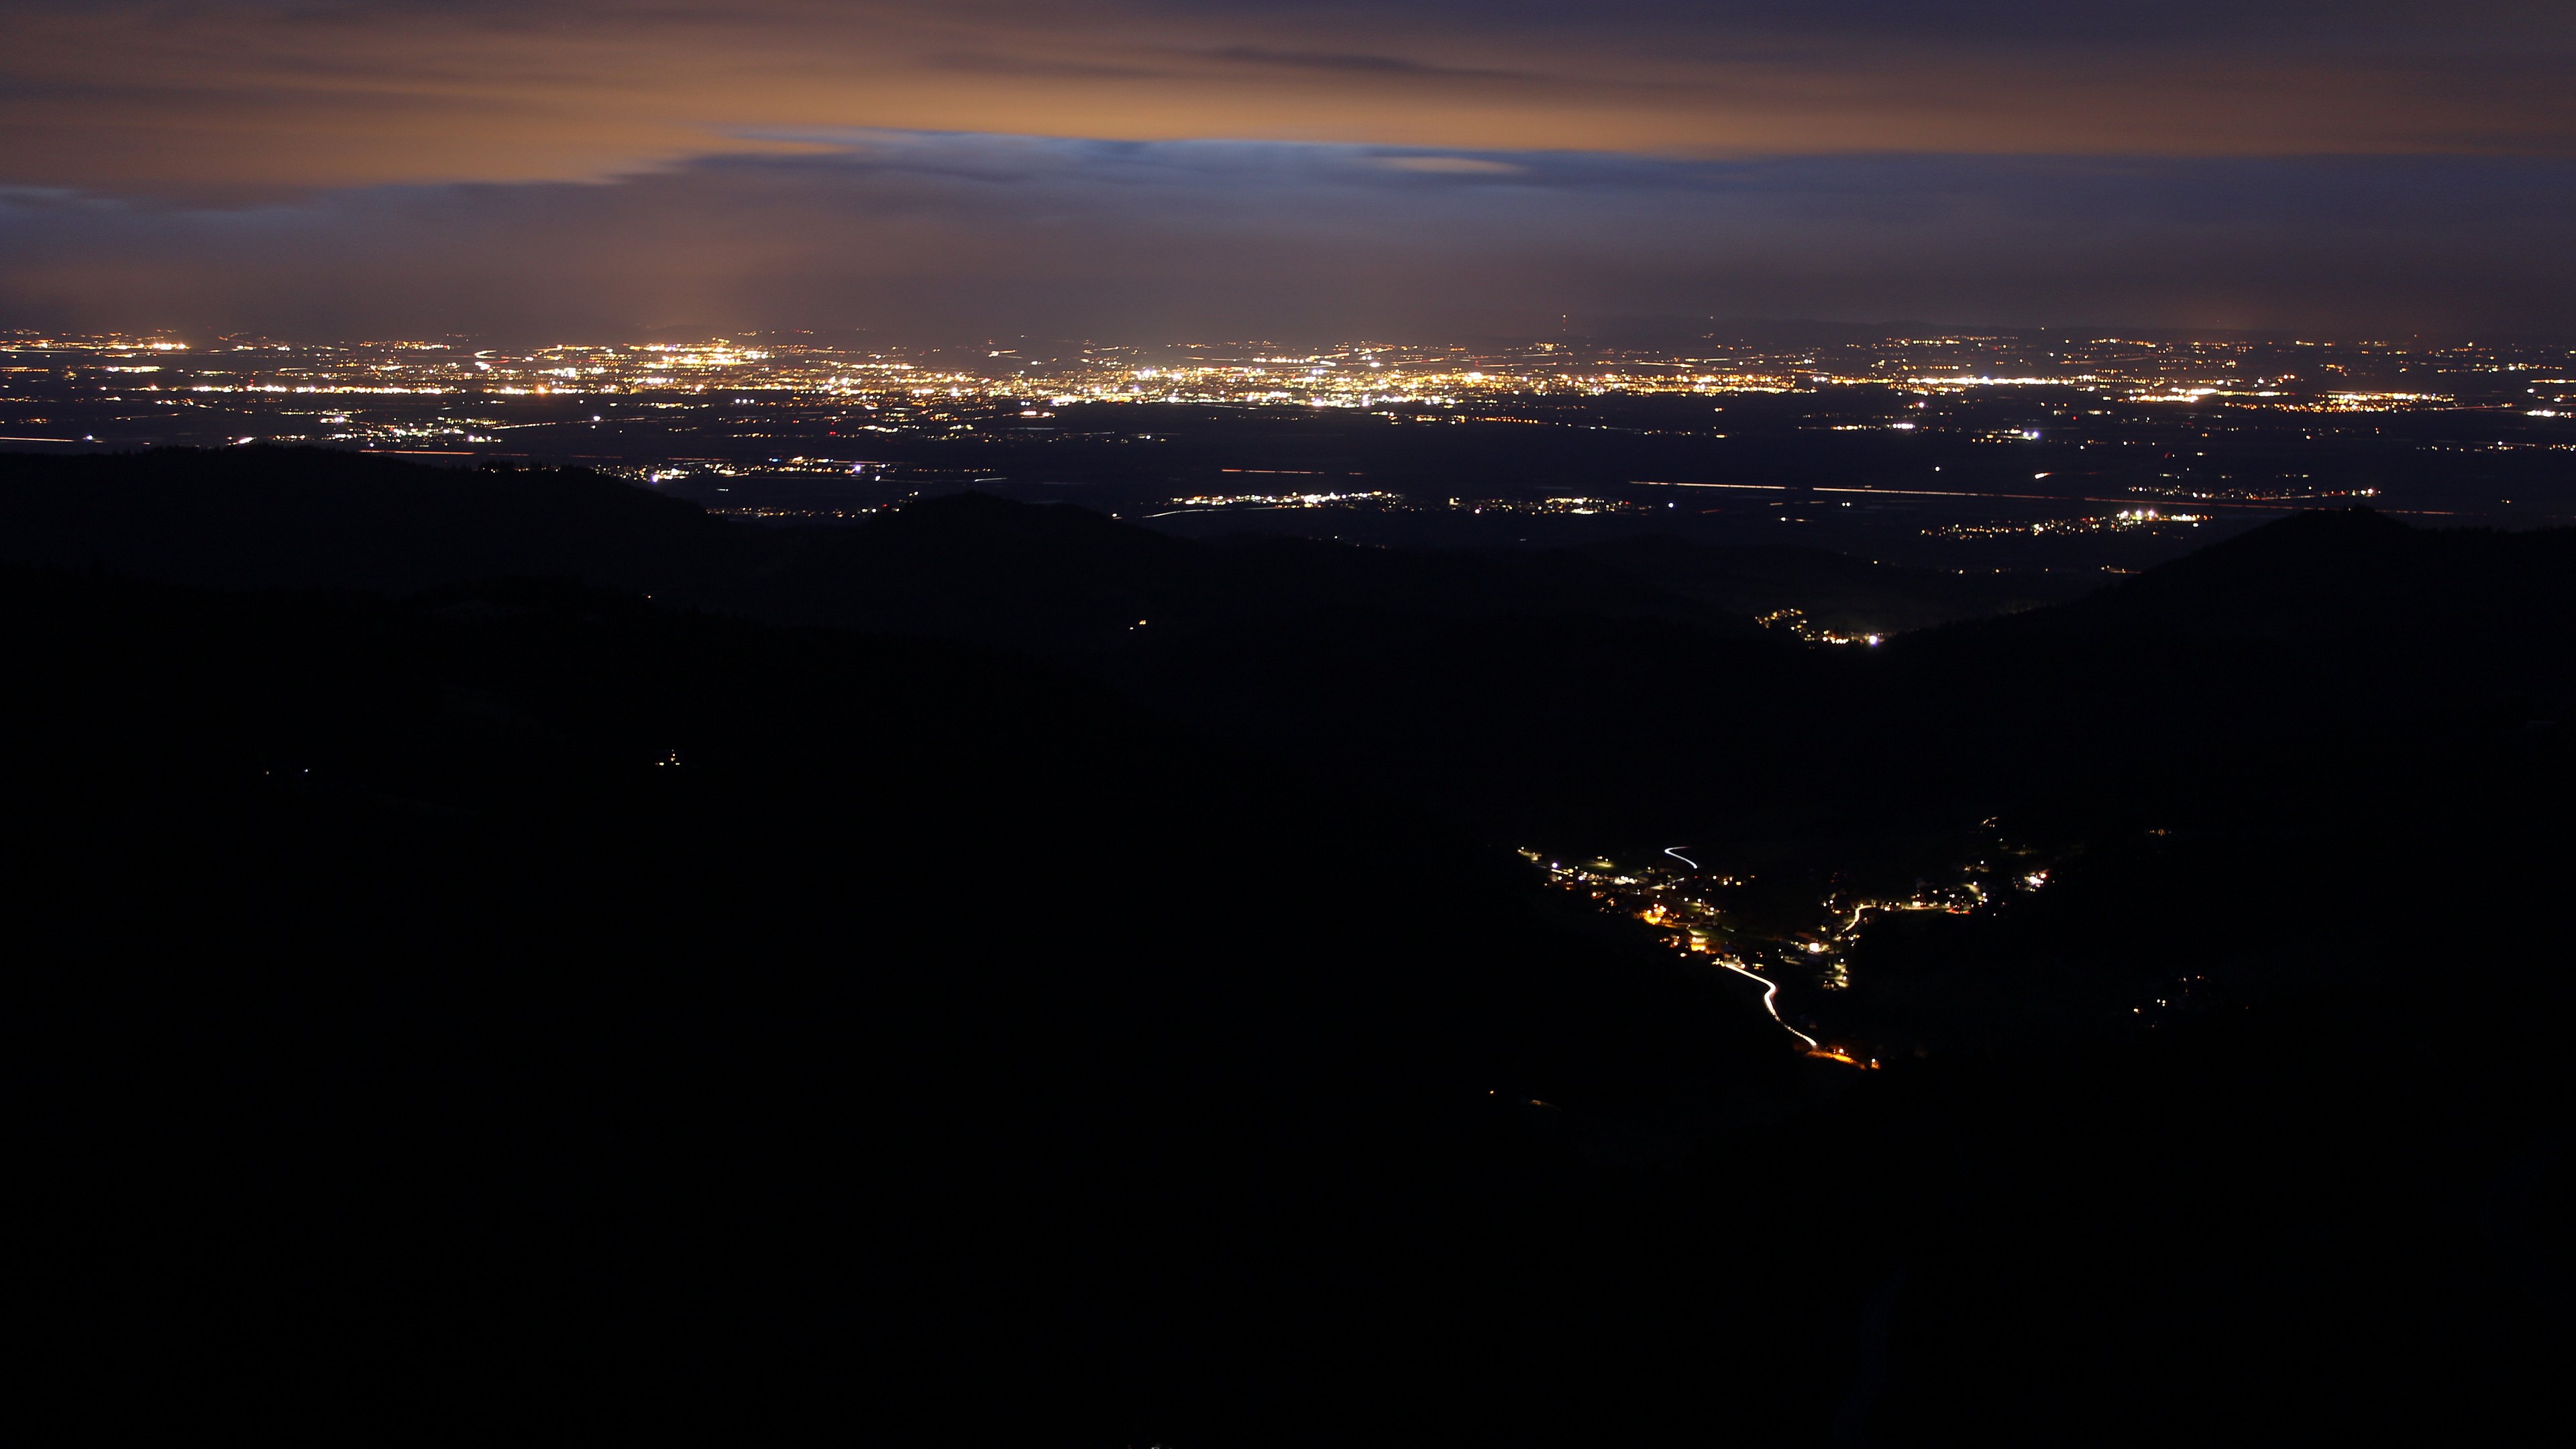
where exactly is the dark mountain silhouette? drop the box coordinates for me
[1577,531,2088,635]
[7,446,2569,1444]
[1874,508,2576,815]
[1970,504,2576,651]
[722,486,1737,645]
[0,445,747,593]
[7,561,1822,1445]
[0,447,2009,647]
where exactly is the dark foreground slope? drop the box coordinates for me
[0,445,2061,649]
[1576,531,2088,634]
[0,443,751,592]
[1817,511,2576,1039]
[0,447,1735,646]
[7,448,2573,1444]
[4,565,1856,1445]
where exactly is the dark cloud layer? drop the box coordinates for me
[2,1,2571,196]
[0,3,2567,337]
[5,135,2569,341]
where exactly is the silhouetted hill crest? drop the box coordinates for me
[1576,532,2087,635]
[0,453,1733,643]
[1917,507,2576,655]
[570,487,1739,645]
[0,446,742,594]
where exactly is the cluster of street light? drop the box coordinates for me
[1523,839,2061,1061]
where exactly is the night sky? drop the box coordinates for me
[3,1,2571,340]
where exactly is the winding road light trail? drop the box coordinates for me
[1716,961,1821,1051]
[1654,845,1819,1049]
[1532,845,1824,1052]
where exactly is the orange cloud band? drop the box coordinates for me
[3,2,2572,197]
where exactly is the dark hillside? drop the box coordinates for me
[7,452,2572,1443]
[1799,513,2576,1061]
[0,448,1728,646]
[0,448,1990,649]
[0,445,747,593]
[1962,506,2576,655]
[5,561,1847,1444]
[723,488,1731,647]
[1862,509,2576,825]
[1579,532,2090,635]
[1113,508,2576,843]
